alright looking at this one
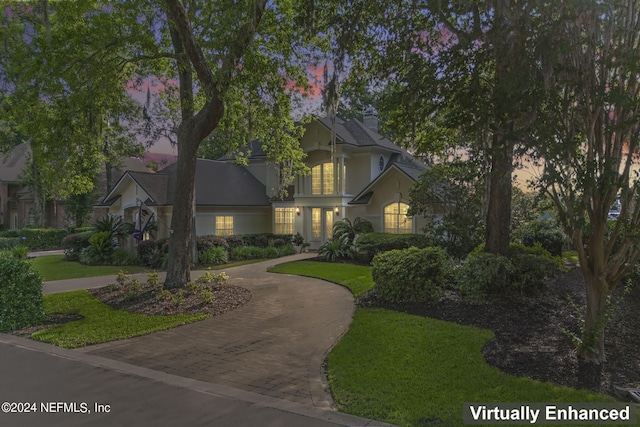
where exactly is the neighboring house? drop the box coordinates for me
[0,143,148,229]
[99,114,430,248]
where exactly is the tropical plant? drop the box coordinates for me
[332,217,374,245]
[318,236,353,262]
[93,214,133,242]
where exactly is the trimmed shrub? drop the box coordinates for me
[263,246,279,258]
[225,235,246,250]
[372,246,452,302]
[61,232,92,261]
[137,240,159,266]
[230,245,263,260]
[455,252,515,299]
[200,247,228,266]
[5,228,68,250]
[508,243,564,293]
[518,219,565,256]
[457,243,563,299]
[356,233,432,263]
[278,244,296,256]
[0,254,45,331]
[196,235,229,252]
[242,233,294,248]
[243,233,270,248]
[0,237,20,250]
[272,238,286,248]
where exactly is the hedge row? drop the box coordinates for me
[0,227,93,251]
[0,253,45,331]
[356,233,432,263]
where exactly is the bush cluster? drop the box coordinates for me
[0,228,68,250]
[372,246,452,302]
[456,243,564,299]
[356,233,432,263]
[516,219,566,256]
[61,232,93,261]
[0,253,45,331]
[0,237,21,250]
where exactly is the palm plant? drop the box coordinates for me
[93,214,133,241]
[318,235,353,262]
[332,217,374,244]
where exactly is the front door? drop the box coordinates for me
[311,208,335,241]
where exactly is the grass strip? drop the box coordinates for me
[32,290,208,348]
[328,308,614,427]
[268,260,374,297]
[32,255,147,281]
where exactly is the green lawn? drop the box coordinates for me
[272,260,618,427]
[33,254,270,282]
[32,255,147,281]
[329,309,613,427]
[33,290,208,348]
[268,260,374,297]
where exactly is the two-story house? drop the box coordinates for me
[99,114,429,247]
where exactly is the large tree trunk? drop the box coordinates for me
[577,265,609,364]
[164,133,198,289]
[485,134,512,256]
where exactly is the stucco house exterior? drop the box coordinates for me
[98,114,429,247]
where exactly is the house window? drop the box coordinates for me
[384,202,412,234]
[311,162,334,195]
[342,164,347,193]
[312,208,321,238]
[215,215,234,236]
[275,208,295,234]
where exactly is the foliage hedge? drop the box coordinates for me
[61,232,93,261]
[456,243,564,299]
[0,227,94,251]
[517,219,566,256]
[372,246,452,302]
[0,253,45,331]
[0,228,66,250]
[356,233,432,263]
[0,237,21,250]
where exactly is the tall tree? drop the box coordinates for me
[0,2,144,225]
[321,0,546,255]
[534,0,640,364]
[149,0,312,288]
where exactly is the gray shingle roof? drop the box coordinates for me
[0,143,27,182]
[105,159,270,207]
[349,153,427,205]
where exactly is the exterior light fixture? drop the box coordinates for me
[335,206,340,216]
[295,207,300,216]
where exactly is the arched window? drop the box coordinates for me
[384,202,412,234]
[311,162,334,195]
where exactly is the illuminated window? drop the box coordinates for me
[275,208,295,234]
[325,209,334,239]
[311,162,334,195]
[384,202,412,234]
[215,216,234,236]
[312,208,321,238]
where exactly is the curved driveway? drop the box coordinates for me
[70,254,354,409]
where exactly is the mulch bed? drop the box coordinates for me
[358,267,640,395]
[89,281,252,317]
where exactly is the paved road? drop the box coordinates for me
[0,336,391,427]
